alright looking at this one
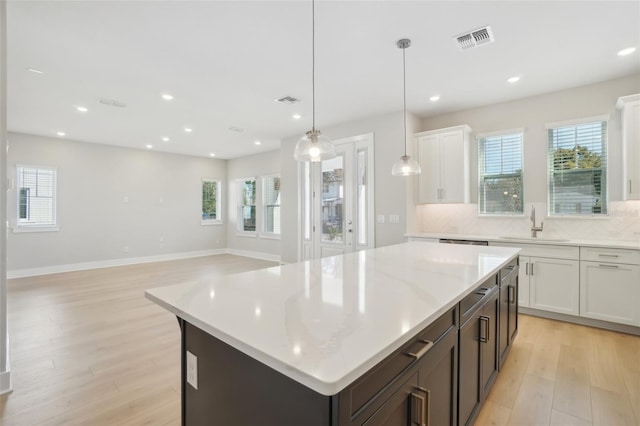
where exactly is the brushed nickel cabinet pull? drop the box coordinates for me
[479,316,490,343]
[508,285,515,304]
[598,264,620,269]
[598,254,619,258]
[411,391,426,426]
[406,340,434,360]
[416,387,431,426]
[530,263,534,276]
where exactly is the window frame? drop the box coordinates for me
[477,129,525,216]
[261,174,281,239]
[546,115,609,217]
[201,178,223,226]
[14,164,59,232]
[236,177,257,237]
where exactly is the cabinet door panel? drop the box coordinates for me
[580,261,640,325]
[417,135,441,204]
[481,293,499,395]
[530,258,579,315]
[419,328,457,426]
[458,315,480,426]
[362,372,417,426]
[518,256,530,307]
[439,131,466,203]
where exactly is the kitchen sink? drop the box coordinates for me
[498,236,570,242]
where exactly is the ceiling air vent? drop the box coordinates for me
[274,96,300,104]
[98,97,127,108]
[454,26,494,51]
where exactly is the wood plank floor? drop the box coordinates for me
[0,255,638,426]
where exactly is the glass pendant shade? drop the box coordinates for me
[294,129,336,162]
[392,155,421,176]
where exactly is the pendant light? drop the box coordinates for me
[293,0,336,162]
[391,38,421,176]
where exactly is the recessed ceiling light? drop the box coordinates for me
[507,76,520,84]
[27,68,43,74]
[184,127,193,133]
[145,144,153,149]
[209,153,216,157]
[254,140,261,145]
[618,47,637,56]
[292,114,301,120]
[161,137,170,142]
[56,131,66,137]
[161,93,174,101]
[429,95,441,102]
[75,106,89,112]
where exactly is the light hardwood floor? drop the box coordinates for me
[0,255,638,426]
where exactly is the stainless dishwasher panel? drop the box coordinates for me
[439,239,489,246]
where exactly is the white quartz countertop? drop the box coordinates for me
[145,242,519,396]
[407,232,640,250]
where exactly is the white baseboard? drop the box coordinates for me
[225,248,281,263]
[7,249,227,279]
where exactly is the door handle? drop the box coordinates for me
[479,316,490,343]
[411,387,430,426]
[508,285,515,304]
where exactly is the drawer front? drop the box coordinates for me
[343,306,457,422]
[580,246,640,265]
[492,242,579,260]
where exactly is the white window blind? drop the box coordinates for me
[262,175,281,235]
[201,179,222,223]
[17,165,57,227]
[238,178,256,233]
[547,121,607,215]
[478,133,523,214]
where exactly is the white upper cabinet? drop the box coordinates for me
[416,125,472,204]
[617,94,640,200]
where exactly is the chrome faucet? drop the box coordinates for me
[530,205,543,238]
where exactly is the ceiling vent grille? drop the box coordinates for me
[98,98,127,108]
[454,26,494,51]
[275,96,300,104]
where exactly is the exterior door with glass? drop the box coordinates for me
[301,134,374,260]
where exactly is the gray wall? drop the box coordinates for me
[280,111,420,263]
[226,149,281,258]
[420,74,640,204]
[6,133,227,272]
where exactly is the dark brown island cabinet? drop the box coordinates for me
[179,258,518,426]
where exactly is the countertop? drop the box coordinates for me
[406,232,640,250]
[145,242,520,396]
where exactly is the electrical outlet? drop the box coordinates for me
[186,351,198,389]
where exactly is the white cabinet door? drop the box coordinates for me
[580,261,640,325]
[417,135,441,203]
[529,257,580,315]
[416,125,471,204]
[617,95,640,200]
[518,256,531,308]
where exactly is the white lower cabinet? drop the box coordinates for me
[579,248,640,326]
[527,257,580,315]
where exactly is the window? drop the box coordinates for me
[16,165,57,228]
[547,118,607,215]
[238,178,257,233]
[262,175,281,236]
[478,131,523,215]
[201,179,222,224]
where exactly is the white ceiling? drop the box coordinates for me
[7,1,640,159]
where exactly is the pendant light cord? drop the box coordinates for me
[402,44,407,157]
[311,0,316,132]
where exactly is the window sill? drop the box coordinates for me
[13,226,60,233]
[477,213,525,218]
[236,232,258,238]
[260,234,281,240]
[545,214,611,220]
[201,220,223,226]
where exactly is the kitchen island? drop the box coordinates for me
[146,242,520,425]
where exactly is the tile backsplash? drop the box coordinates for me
[416,200,640,242]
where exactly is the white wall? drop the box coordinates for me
[0,0,11,395]
[226,149,281,260]
[280,111,419,264]
[6,133,227,274]
[416,74,640,241]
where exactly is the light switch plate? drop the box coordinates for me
[377,215,385,224]
[186,350,198,389]
[389,214,400,224]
